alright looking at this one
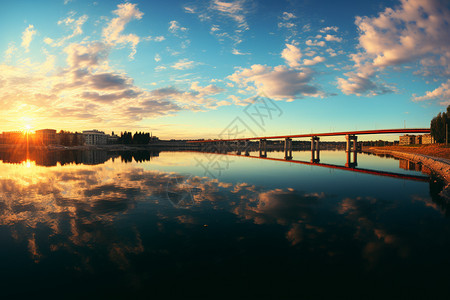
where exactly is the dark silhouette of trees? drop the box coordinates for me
[59,130,71,146]
[118,131,150,144]
[430,105,450,143]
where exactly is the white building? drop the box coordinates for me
[82,130,108,145]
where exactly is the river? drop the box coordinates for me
[0,149,448,298]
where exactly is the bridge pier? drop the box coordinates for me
[284,138,293,160]
[244,140,249,156]
[311,136,320,163]
[259,139,267,158]
[346,134,357,152]
[236,140,241,155]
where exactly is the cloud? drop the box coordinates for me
[210,0,249,30]
[228,64,323,100]
[324,34,342,42]
[337,72,391,96]
[282,12,296,21]
[64,42,108,69]
[232,48,250,55]
[21,25,36,53]
[303,56,325,66]
[81,89,140,103]
[412,79,450,105]
[305,40,325,47]
[184,6,196,14]
[147,83,226,110]
[338,0,450,96]
[4,43,17,61]
[320,26,338,33]
[154,54,161,62]
[90,73,132,90]
[168,20,188,34]
[171,59,195,70]
[47,14,88,47]
[281,44,302,68]
[190,81,224,96]
[102,2,143,59]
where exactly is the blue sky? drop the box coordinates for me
[0,0,449,140]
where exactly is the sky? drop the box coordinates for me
[0,0,449,140]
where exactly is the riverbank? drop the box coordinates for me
[365,145,450,198]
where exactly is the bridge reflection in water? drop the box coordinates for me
[195,148,430,182]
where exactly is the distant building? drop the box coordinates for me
[36,129,57,145]
[399,134,415,145]
[422,134,433,144]
[414,135,422,145]
[82,130,108,145]
[107,133,120,144]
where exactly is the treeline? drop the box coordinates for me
[430,105,450,143]
[59,130,83,146]
[118,131,151,144]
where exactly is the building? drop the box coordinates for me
[399,134,415,145]
[414,135,422,145]
[82,130,108,145]
[35,129,57,145]
[107,133,120,144]
[422,134,433,144]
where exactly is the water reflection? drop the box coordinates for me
[0,148,160,166]
[0,150,449,297]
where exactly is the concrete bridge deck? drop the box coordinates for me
[188,128,430,142]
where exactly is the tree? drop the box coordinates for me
[430,106,450,143]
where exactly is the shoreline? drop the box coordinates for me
[366,147,450,199]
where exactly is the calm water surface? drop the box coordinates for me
[0,149,449,299]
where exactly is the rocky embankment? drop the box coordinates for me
[368,147,450,199]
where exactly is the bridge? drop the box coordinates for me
[189,128,430,164]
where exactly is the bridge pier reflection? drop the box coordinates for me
[284,138,293,160]
[311,136,320,163]
[345,148,358,168]
[259,139,267,157]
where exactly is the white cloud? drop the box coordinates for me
[338,0,450,96]
[21,25,36,53]
[324,34,342,42]
[184,6,196,14]
[232,48,250,55]
[413,79,450,105]
[169,20,188,33]
[154,54,161,62]
[281,44,302,68]
[228,64,323,100]
[102,3,143,59]
[4,43,17,61]
[305,40,325,47]
[47,14,88,47]
[337,72,391,96]
[171,59,195,70]
[320,26,338,33]
[303,56,325,66]
[190,81,224,96]
[211,0,249,30]
[282,12,296,21]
